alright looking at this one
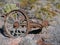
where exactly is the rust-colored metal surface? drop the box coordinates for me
[4,9,43,38]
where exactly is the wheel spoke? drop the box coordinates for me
[6,23,13,30]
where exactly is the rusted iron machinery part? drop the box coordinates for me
[4,9,42,38]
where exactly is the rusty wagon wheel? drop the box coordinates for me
[4,9,30,38]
